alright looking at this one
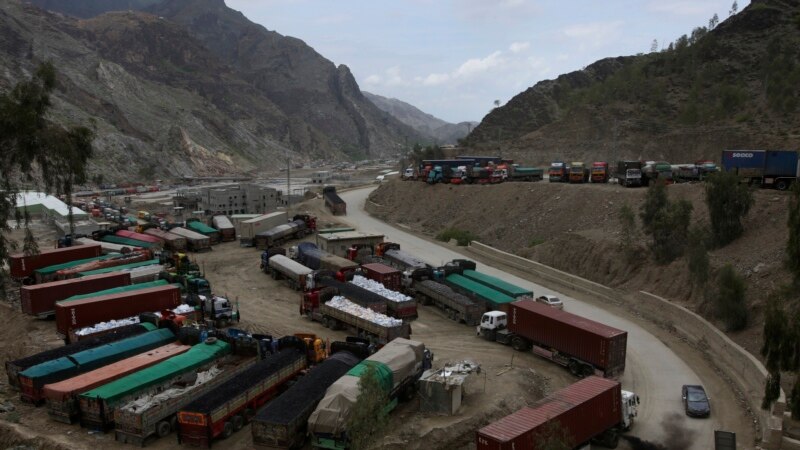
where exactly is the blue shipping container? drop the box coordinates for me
[722,150,766,171]
[297,242,323,270]
[765,151,800,177]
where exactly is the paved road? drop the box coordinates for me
[340,186,731,449]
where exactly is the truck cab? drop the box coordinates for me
[621,390,639,430]
[477,311,509,341]
[402,167,416,180]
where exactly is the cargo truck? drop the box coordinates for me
[294,242,359,278]
[497,164,543,182]
[143,228,188,252]
[722,149,800,190]
[56,251,152,279]
[476,376,639,450]
[186,220,221,244]
[322,186,346,215]
[591,161,610,183]
[414,280,483,325]
[548,162,568,182]
[170,227,212,252]
[210,215,236,242]
[18,328,176,404]
[461,269,532,299]
[374,242,428,273]
[77,258,160,278]
[251,351,361,449]
[308,338,431,449]
[101,234,158,249]
[54,284,182,337]
[239,212,289,247]
[306,275,388,314]
[615,160,643,187]
[446,274,515,312]
[301,296,410,344]
[350,275,417,320]
[43,343,191,423]
[359,262,401,291]
[255,215,316,250]
[479,300,627,378]
[176,341,309,446]
[20,272,131,318]
[34,253,124,284]
[10,244,102,281]
[267,254,313,290]
[569,162,589,183]
[76,237,136,254]
[115,230,163,245]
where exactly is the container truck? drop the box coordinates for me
[101,234,158,249]
[20,272,131,318]
[76,237,137,254]
[306,275,388,314]
[229,214,261,236]
[54,284,181,337]
[56,250,152,279]
[476,376,639,450]
[34,253,123,284]
[5,323,157,389]
[350,275,417,320]
[304,296,410,344]
[479,300,627,378]
[294,242,359,278]
[642,161,673,186]
[414,280,483,326]
[239,212,288,247]
[9,244,101,281]
[78,258,160,277]
[267,254,313,290]
[170,227,212,252]
[569,162,589,183]
[499,164,543,182]
[251,350,361,449]
[143,228,188,252]
[43,343,190,423]
[17,328,176,404]
[548,162,568,182]
[445,274,515,312]
[461,270,532,299]
[115,229,163,245]
[322,186,347,215]
[78,339,232,430]
[374,242,428,273]
[255,215,316,250]
[591,161,610,183]
[615,161,643,187]
[722,149,800,190]
[186,220,221,244]
[308,338,431,448]
[176,342,309,446]
[359,262,401,291]
[61,279,169,303]
[210,215,236,242]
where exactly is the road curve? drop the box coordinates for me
[340,185,731,449]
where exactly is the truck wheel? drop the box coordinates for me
[777,180,790,191]
[511,336,528,351]
[232,414,244,431]
[156,420,171,438]
[244,408,255,424]
[568,360,579,376]
[221,421,233,439]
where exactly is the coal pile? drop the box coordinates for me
[330,341,371,360]
[419,280,477,307]
[255,351,361,426]
[180,348,304,415]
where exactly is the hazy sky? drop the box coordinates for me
[225,1,748,124]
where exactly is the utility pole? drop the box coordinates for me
[286,154,291,212]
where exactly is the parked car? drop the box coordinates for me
[535,295,564,310]
[682,384,710,417]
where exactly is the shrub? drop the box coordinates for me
[792,377,800,420]
[649,199,693,264]
[787,183,800,283]
[618,204,639,264]
[715,265,748,331]
[705,171,753,247]
[687,226,710,286]
[436,228,478,246]
[763,371,781,410]
[347,364,389,450]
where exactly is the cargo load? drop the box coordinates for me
[143,228,188,252]
[445,273,515,312]
[322,186,346,215]
[57,251,152,279]
[211,215,235,242]
[309,275,388,314]
[302,296,410,344]
[33,253,122,284]
[76,237,138,254]
[267,254,313,290]
[239,212,288,247]
[375,242,428,272]
[186,220,221,244]
[168,227,212,252]
[414,279,483,326]
[77,259,160,277]
[10,244,101,280]
[20,272,131,318]
[295,242,359,275]
[350,275,417,320]
[360,263,402,291]
[461,270,532,299]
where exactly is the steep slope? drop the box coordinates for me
[465,0,800,166]
[364,91,477,144]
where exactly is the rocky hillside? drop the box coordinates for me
[364,91,477,144]
[465,0,800,166]
[3,0,421,181]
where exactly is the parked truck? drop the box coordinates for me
[569,162,589,183]
[143,228,188,252]
[350,275,418,320]
[294,242,359,278]
[239,212,288,247]
[306,274,388,314]
[267,254,313,290]
[615,160,643,187]
[186,220,222,245]
[56,251,152,280]
[414,280,483,326]
[251,350,361,449]
[446,273,515,312]
[301,296,410,344]
[176,340,309,447]
[322,186,346,215]
[479,300,627,378]
[20,272,131,318]
[115,229,163,246]
[10,243,102,281]
[374,242,428,273]
[461,269,532,299]
[476,376,639,449]
[308,338,431,448]
[359,262,401,291]
[34,253,125,284]
[211,215,236,242]
[548,162,568,182]
[497,163,543,182]
[255,215,316,250]
[591,161,610,183]
[722,149,800,190]
[170,227,213,252]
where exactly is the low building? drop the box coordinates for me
[13,192,97,236]
[315,231,384,257]
[419,361,479,415]
[311,171,332,184]
[177,183,279,215]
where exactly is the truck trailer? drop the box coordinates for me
[479,300,627,378]
[186,220,221,245]
[255,215,316,250]
[414,280,483,326]
[350,275,417,320]
[302,296,410,344]
[20,272,131,318]
[169,227,212,252]
[476,376,639,449]
[461,270,532,299]
[267,254,313,290]
[239,212,289,247]
[322,186,346,215]
[359,263,402,291]
[374,242,428,273]
[143,228,188,252]
[445,274,515,312]
[33,253,124,284]
[294,242,359,278]
[211,215,236,242]
[722,149,800,190]
[10,244,102,281]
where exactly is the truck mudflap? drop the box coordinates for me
[47,399,79,424]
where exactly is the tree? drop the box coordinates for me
[705,171,753,247]
[787,183,800,283]
[650,39,658,53]
[640,180,668,233]
[729,0,738,16]
[347,364,389,450]
[709,13,720,29]
[687,226,710,286]
[493,99,501,109]
[648,199,693,264]
[0,62,93,286]
[715,265,748,331]
[533,420,574,450]
[618,204,639,264]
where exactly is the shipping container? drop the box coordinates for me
[445,274,515,312]
[268,254,313,290]
[360,263,402,291]
[77,259,160,277]
[476,377,621,450]
[722,150,800,190]
[54,285,181,337]
[211,215,236,242]
[34,253,122,284]
[115,230,163,245]
[239,212,288,247]
[21,272,131,318]
[461,270,532,299]
[167,227,211,252]
[143,228,188,252]
[186,220,221,244]
[10,244,101,280]
[101,235,158,249]
[296,242,359,275]
[76,237,139,254]
[59,280,168,303]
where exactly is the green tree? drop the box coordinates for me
[640,180,668,233]
[618,204,639,264]
[762,294,788,373]
[347,364,389,450]
[705,171,753,247]
[0,62,93,285]
[787,183,800,283]
[715,265,748,331]
[792,377,800,420]
[763,371,781,410]
[533,420,574,450]
[687,226,710,286]
[649,199,693,264]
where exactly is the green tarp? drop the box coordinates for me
[57,280,169,304]
[186,221,218,235]
[78,259,160,277]
[100,235,155,249]
[346,360,393,393]
[446,273,515,307]
[462,270,532,298]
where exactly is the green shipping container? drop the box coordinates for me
[35,253,122,277]
[78,259,160,277]
[445,274,515,310]
[57,280,170,304]
[186,221,218,236]
[461,270,532,298]
[100,235,155,249]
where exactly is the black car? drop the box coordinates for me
[682,384,711,417]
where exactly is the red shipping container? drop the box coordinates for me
[115,229,163,244]
[361,263,402,292]
[508,300,627,377]
[10,244,101,280]
[476,377,621,450]
[54,285,181,336]
[20,272,131,317]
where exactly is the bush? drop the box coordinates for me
[687,226,710,286]
[649,199,693,264]
[787,183,800,283]
[792,377,800,420]
[640,180,668,233]
[705,170,753,247]
[763,371,781,410]
[715,265,748,331]
[347,364,389,450]
[619,204,639,264]
[436,228,478,246]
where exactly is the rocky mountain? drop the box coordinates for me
[4,0,421,182]
[364,91,477,145]
[464,0,800,166]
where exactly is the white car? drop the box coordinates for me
[536,295,564,310]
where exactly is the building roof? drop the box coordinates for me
[16,192,87,218]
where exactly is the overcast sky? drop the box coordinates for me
[225,1,748,124]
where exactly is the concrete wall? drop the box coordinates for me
[466,240,785,448]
